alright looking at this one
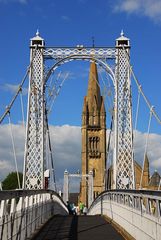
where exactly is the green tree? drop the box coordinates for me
[2,172,23,190]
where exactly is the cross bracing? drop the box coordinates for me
[43,47,116,60]
[23,31,135,190]
[1,31,161,192]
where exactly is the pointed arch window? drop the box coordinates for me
[88,136,101,158]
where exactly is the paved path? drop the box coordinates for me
[32,215,125,240]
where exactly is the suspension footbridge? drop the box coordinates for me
[0,31,161,240]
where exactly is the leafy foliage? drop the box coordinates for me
[2,172,23,190]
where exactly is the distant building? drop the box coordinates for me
[108,154,160,190]
[79,62,160,207]
[79,61,106,206]
[69,193,79,205]
[148,170,160,190]
[130,154,160,190]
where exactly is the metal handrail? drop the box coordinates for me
[0,189,64,202]
[89,189,161,210]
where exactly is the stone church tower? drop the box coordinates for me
[80,61,106,206]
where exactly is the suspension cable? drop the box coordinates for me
[98,70,114,115]
[134,85,141,132]
[46,72,59,104]
[123,46,161,125]
[106,116,113,157]
[105,116,114,190]
[104,69,114,106]
[46,71,62,104]
[121,46,161,187]
[158,178,161,191]
[45,106,57,191]
[19,88,25,128]
[48,72,69,115]
[0,72,29,125]
[91,68,114,117]
[139,107,153,189]
[0,46,39,125]
[91,63,114,190]
[8,112,21,189]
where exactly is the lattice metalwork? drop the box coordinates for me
[23,31,134,191]
[43,47,116,60]
[113,35,135,189]
[23,34,45,189]
[63,171,93,207]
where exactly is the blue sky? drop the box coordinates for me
[0,0,161,186]
[0,0,161,128]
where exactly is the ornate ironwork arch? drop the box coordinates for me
[23,32,135,191]
[44,55,115,86]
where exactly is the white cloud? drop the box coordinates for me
[0,124,82,186]
[0,83,28,95]
[49,125,82,179]
[133,130,161,171]
[0,160,13,171]
[0,124,25,182]
[0,123,161,191]
[113,0,161,22]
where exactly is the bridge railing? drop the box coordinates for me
[88,190,161,240]
[0,189,68,240]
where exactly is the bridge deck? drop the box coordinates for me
[32,215,125,240]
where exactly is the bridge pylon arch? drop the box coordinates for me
[23,31,135,190]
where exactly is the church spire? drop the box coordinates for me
[142,153,150,188]
[87,61,101,111]
[143,153,149,173]
[80,61,106,206]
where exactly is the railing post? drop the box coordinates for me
[148,198,152,215]
[10,198,16,239]
[63,170,69,204]
[127,195,130,207]
[27,195,33,238]
[0,190,68,240]
[0,200,7,240]
[16,197,24,240]
[42,194,46,223]
[0,200,6,218]
[37,194,41,226]
[88,171,94,207]
[32,195,36,233]
[23,196,28,239]
[155,200,161,218]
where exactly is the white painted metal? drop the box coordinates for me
[88,190,161,240]
[23,32,135,191]
[43,47,116,59]
[43,33,135,190]
[113,32,135,189]
[23,32,45,189]
[0,190,68,240]
[63,170,69,204]
[63,171,94,207]
[88,171,94,206]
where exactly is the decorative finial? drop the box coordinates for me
[36,29,39,36]
[92,36,95,48]
[121,29,124,37]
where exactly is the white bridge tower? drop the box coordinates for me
[23,31,45,189]
[113,31,135,189]
[23,31,135,190]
